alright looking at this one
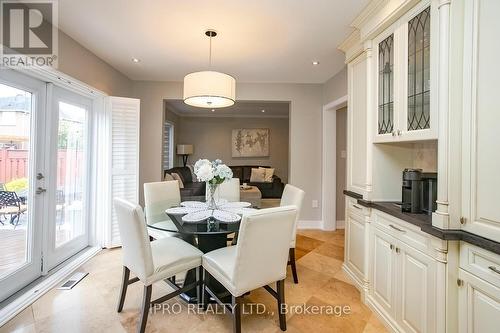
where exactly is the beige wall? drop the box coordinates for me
[336,108,347,221]
[58,31,133,96]
[175,115,289,183]
[322,67,347,105]
[133,81,323,221]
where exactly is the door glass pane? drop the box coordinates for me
[55,102,87,247]
[407,7,431,131]
[0,83,32,278]
[378,34,394,135]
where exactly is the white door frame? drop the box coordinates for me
[322,95,348,230]
[0,70,46,302]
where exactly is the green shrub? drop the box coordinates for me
[4,178,28,192]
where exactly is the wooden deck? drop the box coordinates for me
[0,228,27,277]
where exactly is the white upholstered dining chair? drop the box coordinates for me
[207,178,240,202]
[201,206,298,333]
[143,180,181,240]
[280,184,305,283]
[113,198,203,333]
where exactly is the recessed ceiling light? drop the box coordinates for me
[211,109,215,112]
[312,61,320,66]
[132,58,140,63]
[261,109,266,113]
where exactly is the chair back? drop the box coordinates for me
[232,206,297,294]
[113,198,154,281]
[143,181,180,224]
[280,184,305,247]
[0,191,21,208]
[206,178,240,202]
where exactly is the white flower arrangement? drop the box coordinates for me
[194,159,233,185]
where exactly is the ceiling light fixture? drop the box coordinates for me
[183,30,236,108]
[211,109,215,112]
[312,61,320,65]
[261,109,266,113]
[132,58,140,63]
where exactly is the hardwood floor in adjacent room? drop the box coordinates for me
[0,229,388,333]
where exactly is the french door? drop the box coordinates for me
[43,85,91,270]
[0,70,92,302]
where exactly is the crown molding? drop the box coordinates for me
[338,30,361,54]
[177,113,289,119]
[350,0,389,30]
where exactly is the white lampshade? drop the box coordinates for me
[183,71,236,108]
[177,144,194,155]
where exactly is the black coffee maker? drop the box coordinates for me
[402,169,423,213]
[402,169,438,214]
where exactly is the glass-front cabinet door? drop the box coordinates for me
[373,1,437,143]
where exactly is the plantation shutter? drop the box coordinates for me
[106,96,140,247]
[162,122,173,170]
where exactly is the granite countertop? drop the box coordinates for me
[343,190,500,255]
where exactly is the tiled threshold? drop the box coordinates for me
[0,246,101,327]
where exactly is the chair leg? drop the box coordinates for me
[277,280,286,331]
[202,269,210,310]
[289,248,299,284]
[117,266,130,312]
[196,266,202,305]
[232,295,242,333]
[137,285,152,333]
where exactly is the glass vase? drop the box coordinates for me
[206,182,219,210]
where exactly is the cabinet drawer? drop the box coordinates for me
[460,242,500,288]
[346,197,368,217]
[373,211,430,256]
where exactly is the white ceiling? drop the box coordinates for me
[58,0,368,83]
[166,100,290,118]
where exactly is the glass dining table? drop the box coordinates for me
[146,196,252,303]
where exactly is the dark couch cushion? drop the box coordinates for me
[165,167,193,183]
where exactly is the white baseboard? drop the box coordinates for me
[0,246,101,327]
[297,219,323,229]
[336,220,345,229]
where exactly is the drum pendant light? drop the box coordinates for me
[183,30,236,108]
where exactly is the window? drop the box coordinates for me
[407,6,431,131]
[378,34,394,135]
[162,122,174,171]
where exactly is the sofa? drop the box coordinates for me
[229,165,284,198]
[164,167,205,197]
[165,165,285,199]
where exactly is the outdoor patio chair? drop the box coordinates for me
[0,191,27,228]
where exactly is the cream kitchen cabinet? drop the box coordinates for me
[367,211,443,333]
[344,197,371,295]
[458,243,500,333]
[460,0,500,242]
[346,51,371,197]
[458,269,500,333]
[373,0,438,143]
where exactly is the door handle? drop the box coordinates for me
[389,224,406,233]
[36,187,46,194]
[489,266,500,275]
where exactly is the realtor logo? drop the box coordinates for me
[1,0,58,67]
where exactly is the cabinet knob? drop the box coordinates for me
[397,129,402,136]
[391,131,396,137]
[395,247,400,254]
[390,244,394,250]
[457,279,464,287]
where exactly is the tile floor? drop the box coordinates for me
[0,229,388,333]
